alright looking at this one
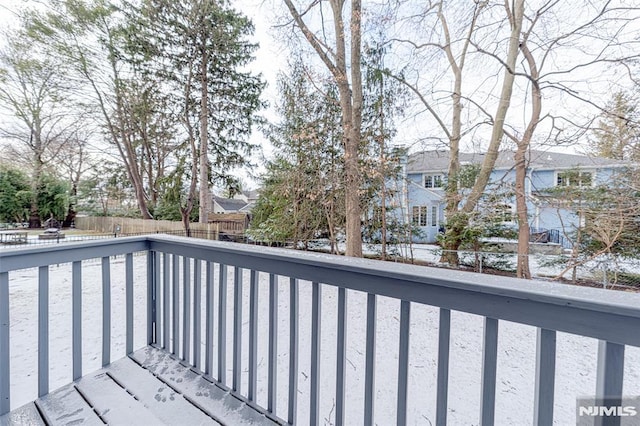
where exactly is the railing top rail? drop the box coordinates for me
[1,234,639,345]
[146,235,640,346]
[144,235,639,312]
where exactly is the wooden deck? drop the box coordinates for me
[0,346,282,426]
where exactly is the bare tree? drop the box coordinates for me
[388,0,524,264]
[0,35,76,227]
[495,1,640,278]
[26,1,156,219]
[53,131,94,227]
[283,0,365,257]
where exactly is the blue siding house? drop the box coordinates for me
[402,150,629,244]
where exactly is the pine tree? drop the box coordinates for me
[135,0,265,226]
[590,92,640,160]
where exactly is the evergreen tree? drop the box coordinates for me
[134,0,265,226]
[0,166,31,223]
[590,92,640,160]
[249,61,344,251]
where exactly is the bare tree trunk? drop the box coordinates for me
[440,0,524,263]
[512,37,541,279]
[198,46,210,224]
[437,2,483,264]
[461,0,524,215]
[284,0,364,257]
[29,147,43,228]
[514,147,531,278]
[339,0,364,257]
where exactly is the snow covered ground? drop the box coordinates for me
[5,250,640,425]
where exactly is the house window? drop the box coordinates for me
[493,204,515,223]
[556,171,593,187]
[431,205,437,227]
[412,206,428,226]
[424,174,444,189]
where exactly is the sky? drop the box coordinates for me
[1,1,639,189]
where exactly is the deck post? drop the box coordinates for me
[126,253,134,355]
[310,282,321,426]
[534,328,556,426]
[0,271,9,415]
[268,274,278,413]
[72,261,82,380]
[248,270,258,401]
[364,294,377,426]
[147,250,156,345]
[288,278,299,425]
[480,317,499,426]
[102,257,112,366]
[436,308,451,426]
[38,266,49,396]
[595,340,625,426]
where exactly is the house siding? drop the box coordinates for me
[400,151,629,244]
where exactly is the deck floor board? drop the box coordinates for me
[131,346,280,425]
[35,384,104,426]
[3,346,282,426]
[106,357,219,426]
[0,402,45,426]
[76,370,165,425]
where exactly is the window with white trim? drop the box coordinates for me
[556,170,593,187]
[424,174,444,189]
[412,206,428,226]
[493,204,515,223]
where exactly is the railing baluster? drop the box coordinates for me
[288,278,299,425]
[534,328,556,426]
[147,251,155,345]
[596,340,625,413]
[364,294,377,426]
[248,270,258,401]
[205,262,214,376]
[193,260,202,371]
[480,317,499,426]
[397,300,411,426]
[38,266,49,397]
[233,266,243,393]
[163,253,170,350]
[218,265,227,383]
[154,251,161,346]
[268,273,278,413]
[102,257,111,366]
[0,271,9,415]
[335,287,347,426]
[126,253,133,355]
[172,255,180,356]
[72,261,82,380]
[310,281,321,426]
[436,308,451,426]
[183,257,191,362]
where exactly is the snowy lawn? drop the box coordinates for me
[6,252,640,425]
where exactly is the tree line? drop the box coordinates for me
[1,0,263,231]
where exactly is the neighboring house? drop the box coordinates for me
[402,149,630,244]
[212,196,249,214]
[211,190,260,214]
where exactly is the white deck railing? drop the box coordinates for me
[1,235,640,425]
